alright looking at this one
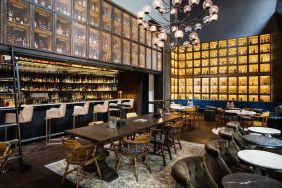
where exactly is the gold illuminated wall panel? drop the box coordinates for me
[170,34,271,102]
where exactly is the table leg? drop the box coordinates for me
[84,144,118,182]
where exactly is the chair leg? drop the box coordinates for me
[115,154,122,172]
[61,163,69,184]
[45,119,48,145]
[178,138,182,150]
[166,143,172,160]
[144,154,151,173]
[49,119,51,141]
[133,156,138,182]
[173,139,177,154]
[73,115,76,129]
[93,113,97,122]
[94,159,102,179]
[76,166,81,188]
[161,145,166,166]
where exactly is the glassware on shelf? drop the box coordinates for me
[228,57,237,65]
[56,16,71,54]
[102,2,112,31]
[249,45,258,54]
[146,48,152,69]
[34,8,52,51]
[249,55,258,63]
[260,34,270,44]
[219,58,227,65]
[238,47,247,55]
[73,0,87,22]
[228,39,237,47]
[238,56,247,64]
[202,51,209,58]
[249,64,258,73]
[219,40,227,48]
[34,0,52,9]
[219,49,227,57]
[146,30,152,46]
[55,0,72,17]
[123,40,131,65]
[123,13,131,39]
[193,44,200,51]
[113,36,121,63]
[210,41,217,49]
[101,32,111,62]
[228,48,237,56]
[249,36,258,45]
[260,44,270,53]
[238,37,247,46]
[260,54,270,63]
[6,0,30,47]
[89,0,100,27]
[201,43,209,50]
[132,43,139,66]
[88,28,100,59]
[132,17,139,42]
[260,63,270,72]
[72,22,86,57]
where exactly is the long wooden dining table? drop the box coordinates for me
[65,113,181,182]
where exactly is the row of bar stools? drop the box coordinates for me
[72,102,90,128]
[4,105,34,141]
[45,103,67,144]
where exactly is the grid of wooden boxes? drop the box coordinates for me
[171,34,271,102]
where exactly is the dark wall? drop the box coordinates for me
[276,0,282,32]
[183,0,279,42]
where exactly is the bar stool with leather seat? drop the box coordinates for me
[93,101,109,122]
[72,101,90,128]
[108,100,121,118]
[120,99,134,118]
[45,103,67,144]
[5,105,34,141]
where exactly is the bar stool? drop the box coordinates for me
[93,101,109,122]
[121,99,134,118]
[45,103,67,144]
[72,101,90,129]
[5,105,34,141]
[109,99,121,118]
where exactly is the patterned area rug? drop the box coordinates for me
[45,141,205,188]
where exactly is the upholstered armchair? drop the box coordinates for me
[171,156,218,188]
[93,101,109,121]
[72,101,90,128]
[5,105,34,124]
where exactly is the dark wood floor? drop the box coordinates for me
[0,118,281,188]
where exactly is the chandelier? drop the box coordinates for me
[137,0,219,50]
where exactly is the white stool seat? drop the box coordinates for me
[93,101,109,122]
[45,103,67,144]
[73,102,90,116]
[5,105,34,124]
[122,99,134,110]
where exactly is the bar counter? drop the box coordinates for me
[0,99,131,143]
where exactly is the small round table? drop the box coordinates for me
[242,135,282,149]
[248,127,281,136]
[238,150,282,176]
[222,173,282,188]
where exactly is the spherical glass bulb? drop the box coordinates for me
[137,19,143,25]
[209,5,219,14]
[192,38,200,45]
[183,41,190,47]
[137,11,145,19]
[209,14,218,22]
[195,23,202,31]
[142,22,149,29]
[189,0,200,6]
[172,0,182,6]
[142,5,151,14]
[171,25,178,32]
[170,8,177,15]
[203,0,213,9]
[170,42,176,48]
[185,26,192,32]
[175,30,184,39]
[152,37,160,45]
[150,25,157,32]
[184,5,191,13]
[203,16,210,24]
[152,0,163,9]
[158,32,167,41]
[157,41,164,48]
[189,32,198,40]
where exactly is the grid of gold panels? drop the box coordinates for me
[170,34,271,102]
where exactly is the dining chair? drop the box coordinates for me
[126,112,138,119]
[252,111,270,126]
[166,120,183,154]
[61,137,102,188]
[115,132,151,182]
[0,142,12,174]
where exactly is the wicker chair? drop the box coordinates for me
[61,138,102,188]
[0,142,12,174]
[115,133,151,182]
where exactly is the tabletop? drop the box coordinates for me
[248,127,281,135]
[238,150,282,170]
[65,113,181,144]
[222,173,282,188]
[243,135,282,148]
[225,110,256,116]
